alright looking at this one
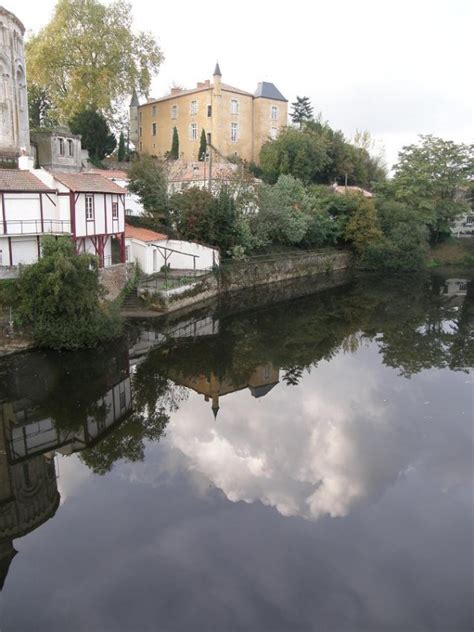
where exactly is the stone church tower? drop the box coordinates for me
[0,6,30,166]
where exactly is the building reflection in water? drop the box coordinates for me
[0,352,133,590]
[170,363,280,418]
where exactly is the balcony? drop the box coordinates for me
[0,219,71,236]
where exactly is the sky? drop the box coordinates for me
[12,0,474,170]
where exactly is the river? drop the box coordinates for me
[0,271,472,631]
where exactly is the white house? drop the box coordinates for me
[125,224,219,275]
[87,168,145,217]
[0,169,127,269]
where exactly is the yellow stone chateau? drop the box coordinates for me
[129,64,287,164]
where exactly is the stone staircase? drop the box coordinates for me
[121,285,144,310]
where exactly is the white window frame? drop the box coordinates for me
[171,104,178,119]
[270,127,278,140]
[230,98,239,114]
[112,201,119,219]
[230,122,238,143]
[190,123,198,141]
[190,100,198,116]
[85,195,94,221]
[271,105,278,121]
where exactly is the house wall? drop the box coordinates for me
[159,240,219,270]
[73,192,125,238]
[1,192,62,235]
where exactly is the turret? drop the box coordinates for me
[213,62,222,95]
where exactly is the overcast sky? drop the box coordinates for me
[13,0,474,169]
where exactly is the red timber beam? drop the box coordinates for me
[69,191,77,252]
[119,232,126,263]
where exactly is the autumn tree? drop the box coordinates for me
[26,0,163,123]
[344,195,383,255]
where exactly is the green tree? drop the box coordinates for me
[26,0,163,123]
[290,96,314,127]
[391,135,474,242]
[344,195,383,255]
[117,131,126,162]
[170,126,179,159]
[128,155,168,221]
[207,187,238,252]
[168,187,214,241]
[69,108,116,160]
[16,237,122,350]
[28,82,58,129]
[198,128,207,161]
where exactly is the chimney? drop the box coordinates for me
[171,87,182,96]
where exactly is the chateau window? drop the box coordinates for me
[139,127,143,137]
[151,105,156,117]
[139,111,142,122]
[171,105,178,119]
[207,105,212,117]
[85,195,94,221]
[230,122,238,143]
[67,139,74,157]
[271,105,278,120]
[112,201,119,219]
[230,99,239,114]
[190,100,198,115]
[152,122,157,136]
[189,123,198,141]
[58,138,65,156]
[270,127,278,140]
[139,141,143,151]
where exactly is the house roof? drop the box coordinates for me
[333,185,373,198]
[213,62,222,77]
[0,170,55,192]
[125,224,168,243]
[50,172,127,194]
[144,82,254,106]
[254,82,287,102]
[86,168,129,180]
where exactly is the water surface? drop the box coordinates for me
[0,272,472,631]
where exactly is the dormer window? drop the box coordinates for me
[190,100,198,115]
[58,138,65,156]
[230,99,239,114]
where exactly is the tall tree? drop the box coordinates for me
[198,128,207,161]
[28,82,58,129]
[290,96,314,127]
[391,135,474,241]
[128,155,168,221]
[170,126,179,159]
[26,0,163,123]
[69,109,116,160]
[117,131,126,162]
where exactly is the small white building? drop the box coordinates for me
[0,169,126,269]
[125,224,219,275]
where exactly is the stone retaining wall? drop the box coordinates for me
[99,263,135,301]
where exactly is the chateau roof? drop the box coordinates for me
[0,170,55,192]
[254,82,287,102]
[130,90,140,107]
[213,62,222,77]
[50,172,127,194]
[125,224,168,243]
[144,82,254,106]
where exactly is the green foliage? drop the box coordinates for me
[168,186,214,241]
[198,128,207,161]
[391,135,474,242]
[26,0,163,123]
[15,237,122,350]
[28,82,58,129]
[69,108,116,159]
[170,127,179,159]
[290,96,314,127]
[344,195,383,255]
[207,187,238,252]
[128,155,168,219]
[117,131,126,162]
[259,119,386,188]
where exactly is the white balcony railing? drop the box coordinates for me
[0,219,71,236]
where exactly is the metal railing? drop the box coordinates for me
[0,219,71,235]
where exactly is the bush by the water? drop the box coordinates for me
[16,237,122,350]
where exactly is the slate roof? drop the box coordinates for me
[50,172,127,194]
[213,62,222,76]
[253,82,287,102]
[0,170,55,192]
[125,224,168,242]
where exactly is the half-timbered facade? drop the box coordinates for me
[0,169,126,269]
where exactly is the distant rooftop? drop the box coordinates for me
[50,172,127,194]
[0,169,54,192]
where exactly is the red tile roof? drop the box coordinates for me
[50,172,127,194]
[86,168,129,180]
[0,169,55,192]
[125,224,168,242]
[333,185,373,198]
